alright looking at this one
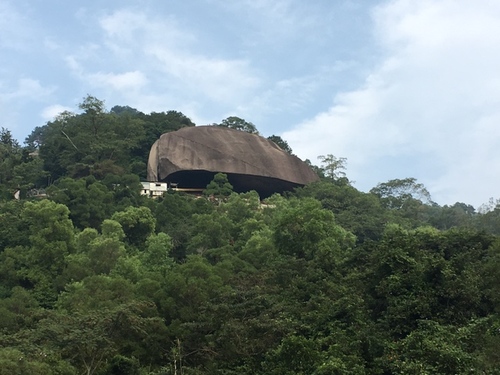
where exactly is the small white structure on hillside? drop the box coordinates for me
[141,181,168,198]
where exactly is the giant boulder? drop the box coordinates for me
[147,126,319,197]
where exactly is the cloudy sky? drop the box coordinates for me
[1,0,499,207]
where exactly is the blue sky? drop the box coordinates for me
[1,0,499,207]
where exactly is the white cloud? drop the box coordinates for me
[283,0,500,206]
[217,0,328,44]
[88,71,148,91]
[1,78,54,101]
[40,104,74,121]
[145,46,260,102]
[58,4,372,140]
[0,2,31,50]
[63,9,261,111]
[233,65,350,130]
[0,78,55,139]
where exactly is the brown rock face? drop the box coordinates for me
[147,126,319,197]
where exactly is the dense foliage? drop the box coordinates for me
[1,96,500,374]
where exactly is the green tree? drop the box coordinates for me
[317,154,347,181]
[105,355,139,375]
[203,172,233,199]
[361,224,494,339]
[11,157,49,193]
[369,177,436,228]
[48,177,114,229]
[0,127,18,147]
[0,127,22,193]
[273,198,355,264]
[294,180,388,242]
[15,200,75,305]
[79,95,106,138]
[141,232,174,273]
[0,286,40,333]
[26,96,196,184]
[238,227,278,269]
[0,200,28,253]
[110,105,143,116]
[35,96,140,180]
[218,116,259,134]
[267,135,293,154]
[427,202,475,230]
[136,110,195,164]
[0,347,75,375]
[475,203,500,235]
[221,190,264,250]
[0,127,48,197]
[263,335,321,374]
[111,206,156,247]
[370,177,433,209]
[75,220,127,276]
[387,320,476,374]
[37,300,165,375]
[187,211,234,257]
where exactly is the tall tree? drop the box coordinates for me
[0,127,18,148]
[267,135,292,154]
[317,154,347,181]
[0,200,75,305]
[79,95,106,138]
[203,173,233,199]
[111,206,156,247]
[370,177,433,210]
[368,180,432,228]
[218,116,259,134]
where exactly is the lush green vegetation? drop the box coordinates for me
[1,96,500,374]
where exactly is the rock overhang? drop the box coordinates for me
[147,126,319,197]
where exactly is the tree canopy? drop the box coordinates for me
[1,97,500,374]
[267,135,293,154]
[217,116,259,134]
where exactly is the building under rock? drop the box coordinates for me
[147,126,319,198]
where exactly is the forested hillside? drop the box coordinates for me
[1,96,500,374]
